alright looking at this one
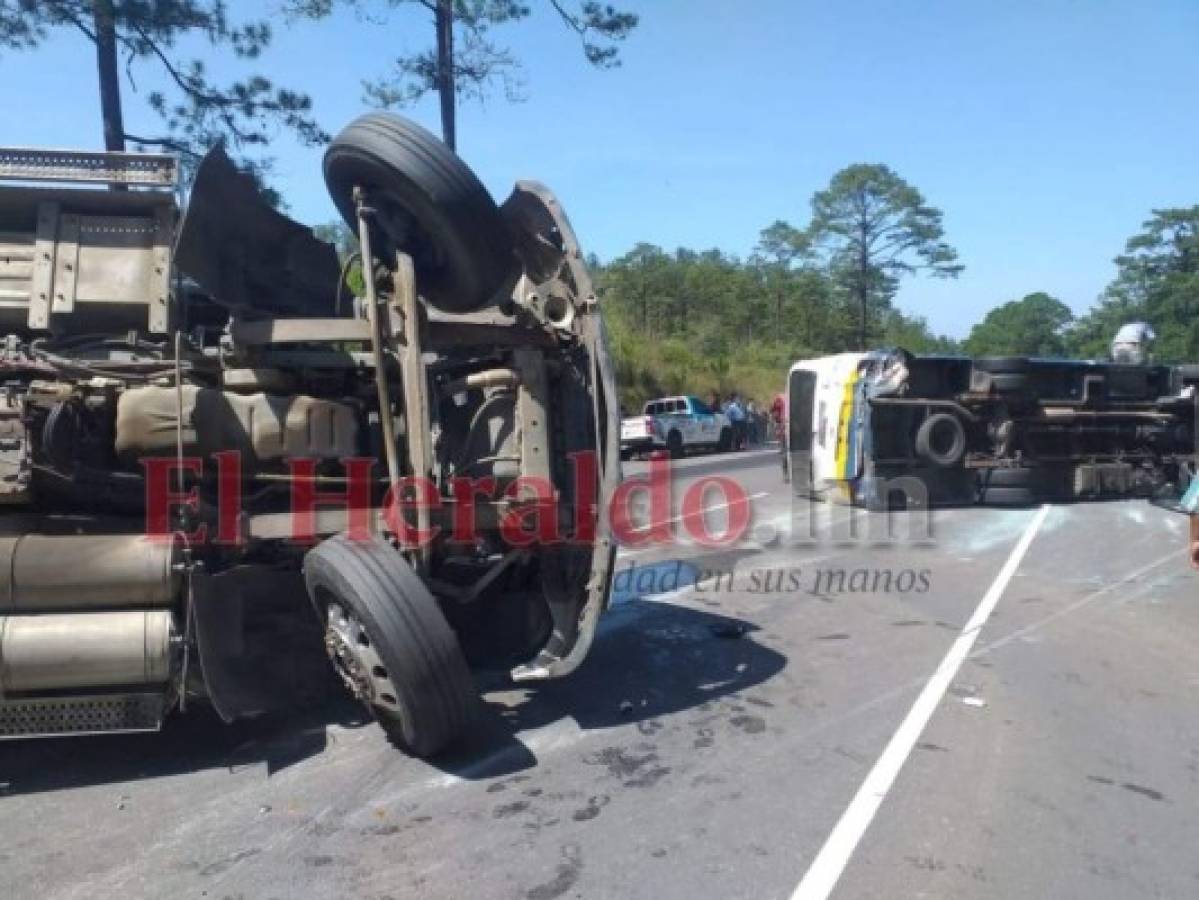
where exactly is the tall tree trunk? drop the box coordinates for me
[435,0,456,150]
[857,242,870,350]
[93,0,125,153]
[857,285,868,349]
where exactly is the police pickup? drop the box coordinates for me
[620,395,733,459]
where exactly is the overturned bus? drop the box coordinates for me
[785,349,1197,508]
[0,113,619,756]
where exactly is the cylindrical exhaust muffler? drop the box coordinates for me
[0,535,180,612]
[0,610,173,694]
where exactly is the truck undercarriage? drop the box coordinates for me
[0,114,620,756]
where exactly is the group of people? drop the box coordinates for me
[709,393,775,449]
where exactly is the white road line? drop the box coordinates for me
[790,503,1050,900]
[627,490,769,535]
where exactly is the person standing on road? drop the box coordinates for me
[724,394,747,449]
[770,391,788,474]
[770,392,786,444]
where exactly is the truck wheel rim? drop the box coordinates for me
[323,601,402,714]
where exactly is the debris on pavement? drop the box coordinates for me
[709,621,750,639]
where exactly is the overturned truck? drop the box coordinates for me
[785,349,1197,508]
[0,113,620,756]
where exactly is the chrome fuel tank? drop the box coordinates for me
[0,609,172,693]
[0,534,180,612]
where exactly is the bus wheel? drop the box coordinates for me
[914,413,966,467]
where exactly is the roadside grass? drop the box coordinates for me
[610,319,800,410]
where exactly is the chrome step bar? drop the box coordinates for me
[0,692,167,739]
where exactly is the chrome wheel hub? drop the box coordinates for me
[323,602,401,714]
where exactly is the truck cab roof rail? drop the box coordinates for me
[0,147,177,188]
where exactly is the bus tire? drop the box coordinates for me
[914,413,966,467]
[978,485,1037,506]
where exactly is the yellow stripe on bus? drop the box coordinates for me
[834,368,858,480]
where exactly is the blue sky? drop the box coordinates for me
[3,1,1196,337]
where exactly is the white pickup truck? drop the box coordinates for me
[620,395,734,459]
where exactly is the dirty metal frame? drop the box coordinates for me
[505,179,621,682]
[227,180,620,683]
[0,145,176,334]
[354,185,434,573]
[352,189,402,494]
[391,252,435,575]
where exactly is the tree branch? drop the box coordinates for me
[548,0,586,34]
[121,131,201,157]
[128,21,229,107]
[54,4,97,43]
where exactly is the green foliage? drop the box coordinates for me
[879,309,960,355]
[604,201,1199,413]
[602,177,1199,415]
[1069,207,1199,362]
[313,220,365,298]
[596,241,952,411]
[807,163,962,349]
[963,292,1073,358]
[598,167,965,410]
[603,199,1199,414]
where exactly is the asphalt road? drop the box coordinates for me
[3,448,1198,900]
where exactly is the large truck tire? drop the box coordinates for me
[323,112,518,313]
[304,534,477,757]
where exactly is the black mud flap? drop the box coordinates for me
[176,146,341,317]
[192,566,330,722]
